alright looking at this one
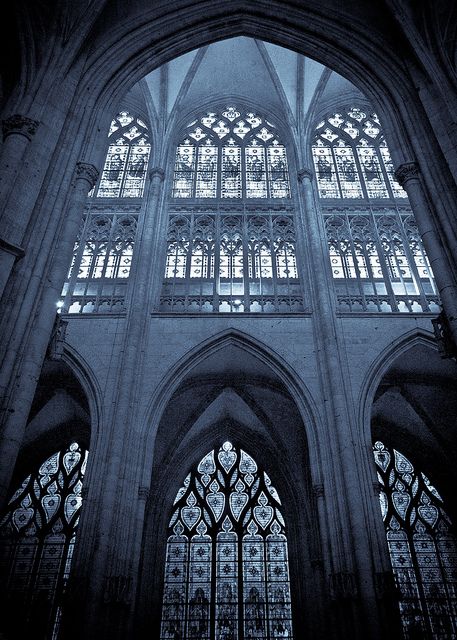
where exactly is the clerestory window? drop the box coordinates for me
[373,441,457,638]
[312,107,439,313]
[60,110,146,314]
[160,106,303,313]
[160,441,293,640]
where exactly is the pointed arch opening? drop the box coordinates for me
[161,440,293,640]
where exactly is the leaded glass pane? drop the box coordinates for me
[161,442,294,639]
[172,107,291,200]
[95,111,150,198]
[0,443,88,640]
[373,441,457,638]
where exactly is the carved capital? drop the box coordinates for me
[329,571,358,600]
[103,575,132,606]
[138,486,150,501]
[312,483,325,499]
[394,162,419,187]
[297,168,314,183]
[2,114,39,141]
[149,167,165,181]
[75,162,99,188]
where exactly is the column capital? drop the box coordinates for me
[2,114,40,141]
[149,167,165,181]
[75,162,99,188]
[298,167,314,183]
[394,162,420,187]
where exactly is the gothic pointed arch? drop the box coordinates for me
[311,105,439,314]
[160,104,304,314]
[372,441,457,638]
[160,440,294,639]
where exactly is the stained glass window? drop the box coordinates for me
[373,441,457,639]
[160,208,301,313]
[60,212,138,313]
[312,106,438,314]
[0,442,88,640]
[312,108,406,200]
[171,107,291,199]
[161,441,293,640]
[94,111,151,198]
[323,210,439,313]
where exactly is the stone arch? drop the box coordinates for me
[135,328,325,638]
[360,328,457,521]
[141,328,322,464]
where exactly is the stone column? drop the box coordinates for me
[68,168,165,640]
[395,162,457,345]
[0,115,40,298]
[298,168,387,639]
[0,162,98,510]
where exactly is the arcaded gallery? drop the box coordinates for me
[0,2,457,639]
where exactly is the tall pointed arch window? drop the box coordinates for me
[95,111,151,198]
[161,106,303,313]
[60,110,148,314]
[0,442,88,639]
[373,441,457,638]
[161,441,293,639]
[312,107,439,313]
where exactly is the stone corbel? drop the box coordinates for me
[432,311,457,361]
[47,314,68,361]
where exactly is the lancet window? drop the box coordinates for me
[312,107,439,313]
[172,106,290,200]
[0,442,88,640]
[162,106,302,313]
[161,441,293,640]
[94,111,151,198]
[373,441,457,638]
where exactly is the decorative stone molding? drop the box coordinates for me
[103,575,132,606]
[329,571,358,600]
[75,162,99,189]
[312,483,325,499]
[297,167,314,183]
[47,315,68,361]
[2,114,39,141]
[432,311,457,361]
[394,162,419,187]
[149,167,165,181]
[138,486,150,501]
[0,236,25,260]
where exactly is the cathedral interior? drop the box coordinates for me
[1,1,457,639]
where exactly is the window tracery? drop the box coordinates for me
[95,111,151,198]
[161,441,293,640]
[312,108,405,200]
[0,442,88,639]
[313,106,438,313]
[373,442,457,638]
[61,211,138,313]
[162,106,302,313]
[172,107,290,200]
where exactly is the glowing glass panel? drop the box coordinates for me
[0,443,88,639]
[373,442,457,639]
[160,442,294,639]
